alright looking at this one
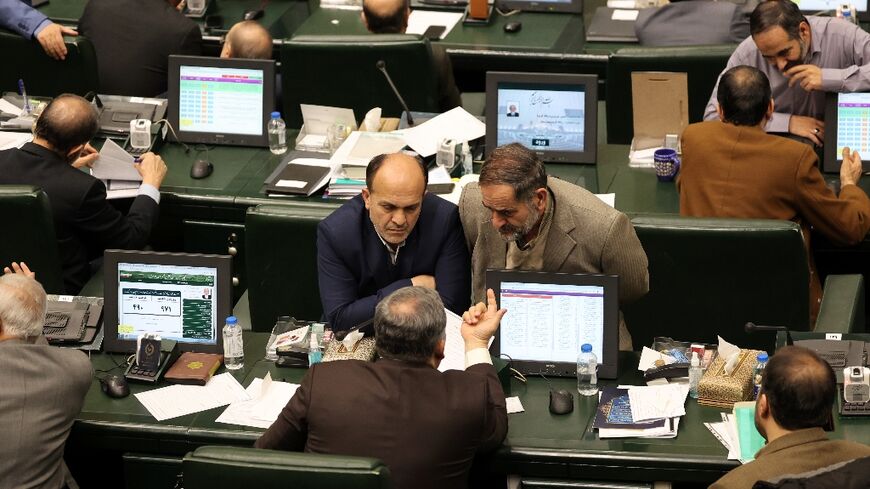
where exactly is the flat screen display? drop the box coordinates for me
[822,91,870,173]
[486,72,598,164]
[487,270,619,378]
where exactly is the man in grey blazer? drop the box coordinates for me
[0,268,92,489]
[459,143,649,350]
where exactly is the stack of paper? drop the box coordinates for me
[705,401,766,464]
[134,372,250,421]
[324,177,366,199]
[216,373,300,429]
[592,385,687,438]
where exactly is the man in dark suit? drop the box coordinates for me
[0,271,92,489]
[711,346,870,488]
[361,0,462,112]
[635,0,758,46]
[679,65,870,324]
[256,286,508,489]
[0,94,168,293]
[317,152,470,334]
[78,0,202,96]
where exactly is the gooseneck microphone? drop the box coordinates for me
[376,60,414,127]
[744,322,794,346]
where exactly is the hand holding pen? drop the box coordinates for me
[134,152,168,188]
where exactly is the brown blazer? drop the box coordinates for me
[459,177,650,350]
[710,428,870,489]
[255,359,507,489]
[678,121,870,323]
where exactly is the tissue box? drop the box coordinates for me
[698,349,763,409]
[323,337,377,362]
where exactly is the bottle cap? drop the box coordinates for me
[581,343,592,353]
[270,111,281,119]
[691,351,699,367]
[757,352,768,362]
[226,316,237,324]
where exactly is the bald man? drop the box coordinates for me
[361,0,462,113]
[317,153,470,334]
[0,94,167,293]
[220,20,273,59]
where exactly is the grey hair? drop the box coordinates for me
[374,286,446,363]
[0,274,47,338]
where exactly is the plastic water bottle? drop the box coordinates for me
[753,352,769,399]
[577,343,598,396]
[689,351,703,399]
[267,111,287,155]
[222,316,244,370]
[308,331,322,366]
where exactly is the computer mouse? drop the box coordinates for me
[504,21,522,33]
[243,9,264,21]
[100,375,130,399]
[549,389,574,415]
[190,159,214,179]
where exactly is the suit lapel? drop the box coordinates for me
[542,192,577,271]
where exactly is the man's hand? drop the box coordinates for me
[36,23,78,61]
[411,274,436,289]
[3,262,35,279]
[788,115,824,146]
[785,64,823,92]
[72,143,98,169]
[134,152,168,188]
[841,147,863,187]
[461,288,506,351]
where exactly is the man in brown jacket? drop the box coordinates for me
[679,65,870,324]
[710,346,870,488]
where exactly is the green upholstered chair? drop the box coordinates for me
[624,216,811,351]
[245,203,336,331]
[280,34,440,128]
[182,446,391,489]
[605,45,735,145]
[0,185,65,294]
[0,32,99,96]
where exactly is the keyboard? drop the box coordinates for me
[839,391,870,416]
[125,362,161,383]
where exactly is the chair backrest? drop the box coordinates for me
[182,445,392,489]
[245,203,335,331]
[280,34,440,128]
[605,45,735,144]
[624,216,811,351]
[0,185,65,294]
[0,32,99,96]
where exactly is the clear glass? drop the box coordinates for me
[327,123,350,153]
[223,321,244,370]
[267,116,287,155]
[264,316,294,361]
[576,351,598,396]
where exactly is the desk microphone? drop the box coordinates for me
[744,321,794,346]
[334,318,374,342]
[376,60,414,127]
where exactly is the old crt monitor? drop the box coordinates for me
[497,0,582,14]
[168,55,275,147]
[102,250,232,354]
[486,71,598,164]
[823,91,870,173]
[486,270,619,378]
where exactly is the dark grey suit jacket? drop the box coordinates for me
[0,338,92,489]
[635,0,759,46]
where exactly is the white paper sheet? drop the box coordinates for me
[596,193,615,208]
[92,139,142,181]
[637,346,677,371]
[428,165,453,184]
[0,98,22,115]
[134,372,250,421]
[329,131,407,167]
[401,107,485,157]
[301,104,357,136]
[506,396,525,414]
[406,10,463,40]
[628,383,689,422]
[0,131,31,150]
[612,9,639,21]
[216,374,300,429]
[438,309,468,372]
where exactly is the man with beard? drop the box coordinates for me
[703,0,870,146]
[317,152,470,335]
[458,143,649,350]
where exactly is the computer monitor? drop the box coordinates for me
[102,250,232,354]
[168,55,275,147]
[486,269,619,379]
[486,71,598,164]
[497,0,582,14]
[797,0,869,22]
[823,91,870,173]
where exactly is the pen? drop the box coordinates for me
[17,79,31,114]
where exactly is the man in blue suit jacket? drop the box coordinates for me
[317,153,470,334]
[0,0,79,60]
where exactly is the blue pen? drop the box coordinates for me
[17,79,31,114]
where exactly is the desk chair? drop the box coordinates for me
[245,203,335,331]
[182,445,391,489]
[0,32,99,97]
[624,216,812,351]
[0,185,65,294]
[605,45,735,145]
[280,34,440,128]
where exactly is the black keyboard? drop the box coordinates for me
[839,391,870,416]
[125,363,160,383]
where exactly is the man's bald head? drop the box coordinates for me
[761,346,836,431]
[362,0,410,34]
[0,274,47,339]
[221,21,273,59]
[33,94,99,155]
[716,65,772,127]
